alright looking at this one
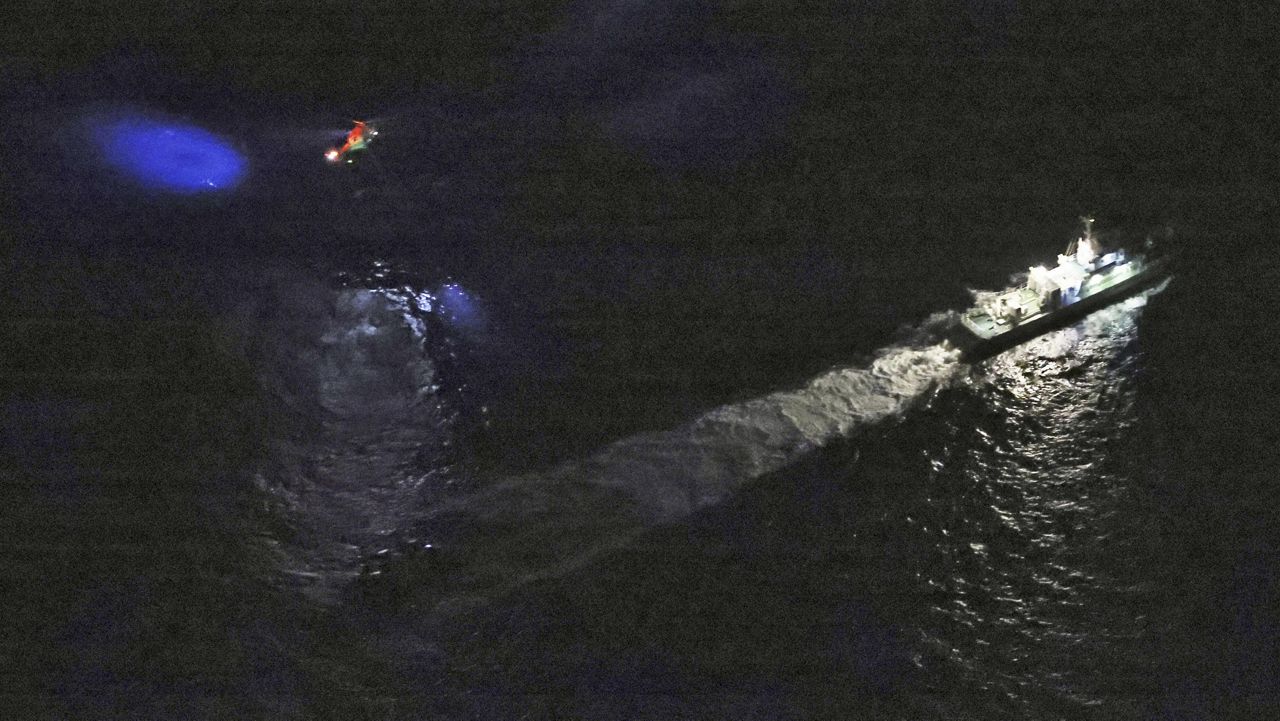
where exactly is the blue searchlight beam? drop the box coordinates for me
[93,116,246,193]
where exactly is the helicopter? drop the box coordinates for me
[324,120,378,164]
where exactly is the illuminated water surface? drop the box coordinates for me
[92,116,246,193]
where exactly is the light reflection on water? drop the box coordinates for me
[392,285,1175,721]
[912,289,1167,716]
[231,256,1171,716]
[243,264,492,600]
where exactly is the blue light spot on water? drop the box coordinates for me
[92,116,246,193]
[437,283,485,332]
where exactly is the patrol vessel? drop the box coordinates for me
[947,217,1171,362]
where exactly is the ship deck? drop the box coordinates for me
[960,259,1148,341]
[962,287,1043,339]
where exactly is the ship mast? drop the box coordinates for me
[1080,215,1096,245]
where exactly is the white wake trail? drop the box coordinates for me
[405,341,962,609]
[578,343,960,521]
[247,274,963,604]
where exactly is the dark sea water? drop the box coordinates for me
[3,3,1278,719]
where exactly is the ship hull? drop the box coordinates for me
[947,255,1171,362]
